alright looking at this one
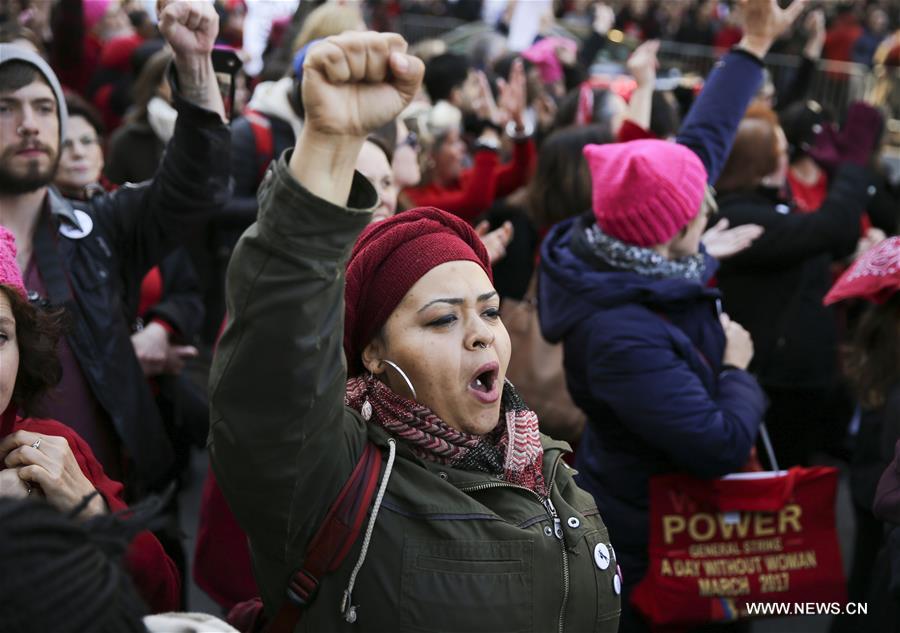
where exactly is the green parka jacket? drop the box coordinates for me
[209,152,621,633]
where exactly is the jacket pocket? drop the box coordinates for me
[582,527,622,629]
[400,539,533,633]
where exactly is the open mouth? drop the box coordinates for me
[468,362,500,404]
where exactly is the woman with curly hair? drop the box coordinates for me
[0,227,180,613]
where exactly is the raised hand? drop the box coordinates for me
[472,70,501,125]
[593,3,615,36]
[293,32,424,206]
[476,220,514,263]
[497,58,527,130]
[157,0,219,60]
[302,32,424,140]
[156,0,224,118]
[737,0,805,59]
[626,40,661,88]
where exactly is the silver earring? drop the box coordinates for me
[383,359,417,400]
[362,371,374,420]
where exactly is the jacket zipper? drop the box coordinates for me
[456,457,570,633]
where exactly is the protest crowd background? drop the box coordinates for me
[1,0,899,631]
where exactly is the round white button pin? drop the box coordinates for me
[59,209,94,240]
[613,574,621,595]
[593,543,611,570]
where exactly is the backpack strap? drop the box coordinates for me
[244,108,275,184]
[263,442,384,633]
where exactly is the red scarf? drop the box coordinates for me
[345,375,547,497]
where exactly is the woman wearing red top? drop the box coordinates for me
[404,60,536,222]
[0,227,180,613]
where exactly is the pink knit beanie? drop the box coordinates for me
[0,228,26,297]
[584,140,708,247]
[83,0,113,32]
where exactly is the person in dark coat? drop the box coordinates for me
[0,0,229,494]
[537,1,807,626]
[103,47,172,187]
[714,101,884,467]
[826,237,900,633]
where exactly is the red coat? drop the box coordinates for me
[194,465,258,610]
[404,139,536,222]
[193,319,257,611]
[0,408,180,612]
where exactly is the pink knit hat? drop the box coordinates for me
[584,140,708,247]
[522,37,577,84]
[83,0,113,32]
[0,228,26,297]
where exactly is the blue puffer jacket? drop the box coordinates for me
[538,218,767,620]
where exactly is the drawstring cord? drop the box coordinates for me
[340,438,397,624]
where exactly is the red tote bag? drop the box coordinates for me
[631,466,846,628]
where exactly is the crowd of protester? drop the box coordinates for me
[0,0,899,631]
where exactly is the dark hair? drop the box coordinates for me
[527,124,612,230]
[64,92,105,138]
[844,295,900,410]
[0,59,45,94]
[650,91,681,139]
[127,47,172,124]
[1,286,64,415]
[715,103,780,194]
[423,53,470,103]
[0,495,164,633]
[779,100,830,162]
[553,86,618,131]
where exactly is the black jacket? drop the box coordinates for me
[33,85,229,489]
[222,112,296,229]
[715,163,876,389]
[198,111,295,341]
[142,248,204,343]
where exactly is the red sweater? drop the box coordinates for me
[0,408,180,613]
[404,139,536,222]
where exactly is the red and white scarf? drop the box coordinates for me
[345,374,547,497]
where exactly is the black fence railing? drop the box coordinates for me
[390,17,881,123]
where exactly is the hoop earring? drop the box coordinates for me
[382,359,417,400]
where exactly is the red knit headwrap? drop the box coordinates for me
[344,207,493,376]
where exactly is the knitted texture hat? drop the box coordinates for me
[522,37,577,84]
[584,140,708,247]
[0,44,68,144]
[83,0,112,32]
[344,207,492,376]
[0,228,26,297]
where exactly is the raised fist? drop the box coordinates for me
[301,32,424,139]
[158,0,219,60]
[626,40,660,88]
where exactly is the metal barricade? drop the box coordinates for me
[656,41,875,119]
[396,14,466,45]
